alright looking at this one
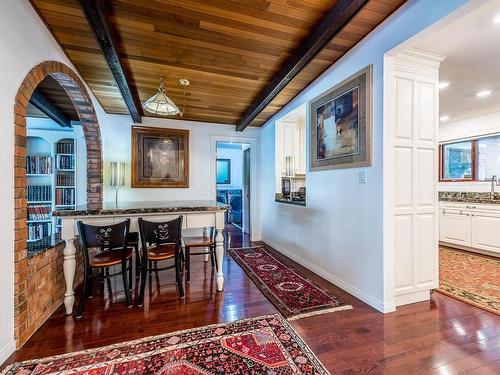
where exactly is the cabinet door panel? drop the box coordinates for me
[471,213,500,254]
[440,209,470,246]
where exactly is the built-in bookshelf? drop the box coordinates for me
[26,135,78,242]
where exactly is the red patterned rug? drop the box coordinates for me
[229,245,352,320]
[2,314,329,374]
[438,247,499,315]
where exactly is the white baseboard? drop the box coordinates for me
[0,340,15,367]
[394,290,430,306]
[261,238,391,313]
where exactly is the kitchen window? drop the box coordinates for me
[440,135,500,181]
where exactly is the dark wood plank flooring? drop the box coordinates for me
[2,225,500,374]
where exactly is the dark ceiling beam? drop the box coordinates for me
[236,0,369,131]
[30,91,71,128]
[79,0,142,123]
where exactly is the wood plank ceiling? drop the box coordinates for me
[27,76,79,121]
[30,0,406,127]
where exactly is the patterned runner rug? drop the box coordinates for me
[2,314,329,374]
[438,247,499,315]
[229,245,352,320]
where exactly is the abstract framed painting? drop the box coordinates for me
[310,65,372,171]
[131,126,189,188]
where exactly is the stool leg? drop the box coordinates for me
[138,258,147,306]
[186,247,191,283]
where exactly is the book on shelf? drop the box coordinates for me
[56,140,74,154]
[55,155,75,170]
[28,222,52,241]
[27,185,52,202]
[26,156,52,174]
[56,187,75,206]
[56,172,75,186]
[27,205,52,221]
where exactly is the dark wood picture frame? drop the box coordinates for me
[131,126,189,188]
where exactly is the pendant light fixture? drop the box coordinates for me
[143,77,190,116]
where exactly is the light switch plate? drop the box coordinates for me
[359,170,367,184]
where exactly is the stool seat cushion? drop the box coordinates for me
[147,243,176,260]
[90,249,132,267]
[183,236,214,247]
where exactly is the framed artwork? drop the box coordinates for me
[310,65,372,171]
[216,158,231,184]
[131,126,189,188]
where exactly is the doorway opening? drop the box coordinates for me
[216,142,251,236]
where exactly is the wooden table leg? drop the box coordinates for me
[215,228,224,291]
[63,238,77,315]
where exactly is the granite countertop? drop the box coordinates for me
[275,197,306,207]
[53,200,228,217]
[439,192,500,205]
[27,235,65,258]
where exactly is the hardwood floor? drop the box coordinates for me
[2,225,500,374]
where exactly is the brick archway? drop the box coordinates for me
[14,61,103,347]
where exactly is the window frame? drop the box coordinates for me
[439,139,477,182]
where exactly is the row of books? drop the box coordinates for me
[56,140,75,154]
[26,156,52,175]
[27,205,52,221]
[28,222,52,241]
[55,155,75,170]
[56,172,75,186]
[56,187,75,206]
[27,185,51,202]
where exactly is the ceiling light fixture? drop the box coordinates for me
[494,14,500,24]
[476,90,492,98]
[143,77,190,116]
[440,116,450,122]
[438,81,450,89]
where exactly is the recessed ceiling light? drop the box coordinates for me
[438,81,450,89]
[494,15,500,24]
[476,90,492,98]
[440,116,450,122]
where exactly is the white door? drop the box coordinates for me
[471,211,500,254]
[440,208,471,246]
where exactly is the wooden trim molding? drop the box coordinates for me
[13,61,103,348]
[131,126,189,188]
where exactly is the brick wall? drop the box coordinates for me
[24,243,84,343]
[14,61,103,348]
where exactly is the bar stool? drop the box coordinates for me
[137,216,184,305]
[76,219,133,318]
[183,227,216,283]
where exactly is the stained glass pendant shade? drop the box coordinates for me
[143,78,189,116]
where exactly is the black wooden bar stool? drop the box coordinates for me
[137,216,184,305]
[76,219,133,318]
[183,227,216,283]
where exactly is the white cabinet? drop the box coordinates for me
[279,121,306,176]
[439,208,470,246]
[471,212,500,254]
[439,202,500,255]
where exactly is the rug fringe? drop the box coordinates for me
[287,305,353,321]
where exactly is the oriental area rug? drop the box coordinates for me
[229,245,352,320]
[438,246,499,315]
[2,314,329,374]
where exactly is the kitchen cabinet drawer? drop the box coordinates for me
[471,212,500,254]
[439,208,471,246]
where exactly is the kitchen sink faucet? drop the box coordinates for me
[491,175,500,200]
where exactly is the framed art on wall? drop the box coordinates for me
[131,126,189,188]
[310,65,372,171]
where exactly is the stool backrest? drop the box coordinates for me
[77,219,131,267]
[138,216,183,257]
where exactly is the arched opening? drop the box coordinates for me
[13,61,103,348]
